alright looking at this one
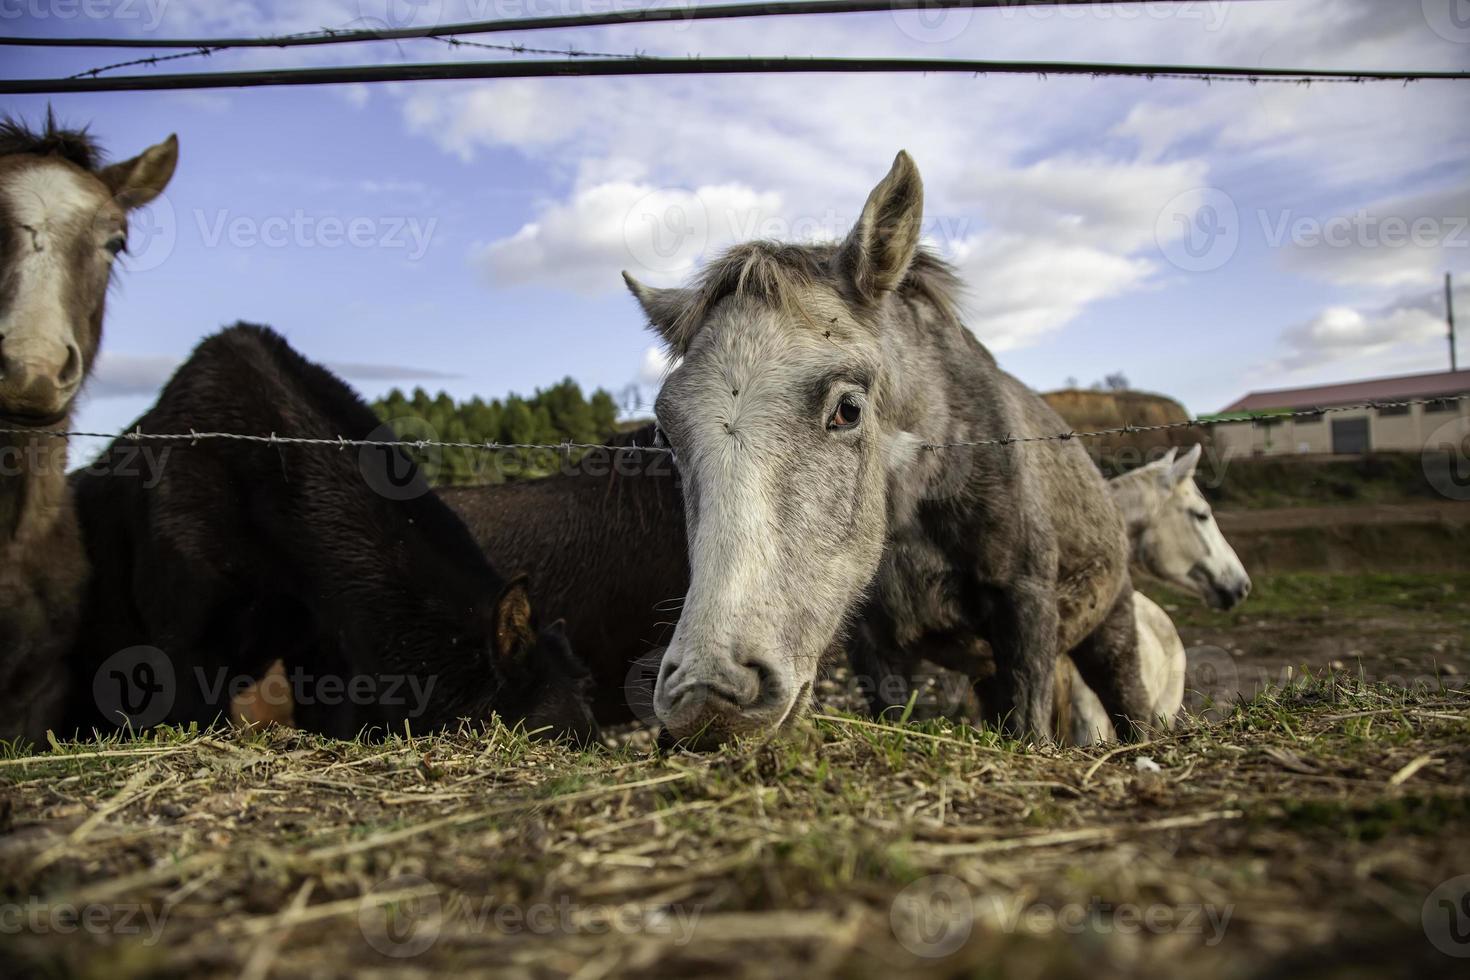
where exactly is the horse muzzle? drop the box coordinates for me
[0,347,83,428]
[654,643,795,745]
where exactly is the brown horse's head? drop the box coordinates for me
[0,115,177,428]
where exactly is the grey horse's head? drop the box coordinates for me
[1113,445,1252,611]
[624,152,931,744]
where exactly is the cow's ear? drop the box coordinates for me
[494,576,536,664]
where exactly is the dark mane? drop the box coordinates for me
[673,240,965,338]
[0,112,103,172]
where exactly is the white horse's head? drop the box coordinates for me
[1113,445,1251,610]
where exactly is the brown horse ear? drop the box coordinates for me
[836,150,925,304]
[100,134,178,209]
[494,576,536,664]
[624,271,698,354]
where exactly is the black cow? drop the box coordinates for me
[66,324,597,742]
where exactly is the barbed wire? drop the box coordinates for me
[6,56,1465,95]
[67,35,650,80]
[5,395,1464,456]
[435,36,648,61]
[68,47,224,80]
[0,1,1267,51]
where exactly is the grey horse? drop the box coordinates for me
[626,151,1149,744]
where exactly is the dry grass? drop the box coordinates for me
[2,676,1468,979]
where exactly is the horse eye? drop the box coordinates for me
[828,396,862,430]
[1192,511,1209,522]
[104,236,127,257]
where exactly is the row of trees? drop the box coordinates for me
[370,379,623,485]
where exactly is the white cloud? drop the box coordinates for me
[86,352,458,401]
[474,180,784,292]
[951,234,1155,350]
[637,345,674,388]
[1267,284,1465,375]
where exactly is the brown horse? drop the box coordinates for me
[0,116,177,744]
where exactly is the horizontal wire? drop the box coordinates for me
[6,395,1464,455]
[0,1,1268,50]
[5,56,1465,95]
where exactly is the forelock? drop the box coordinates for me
[0,114,104,173]
[674,240,963,342]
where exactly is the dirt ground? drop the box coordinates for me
[2,572,1469,979]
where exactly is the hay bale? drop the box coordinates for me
[1041,388,1208,475]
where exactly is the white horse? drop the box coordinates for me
[1061,445,1251,745]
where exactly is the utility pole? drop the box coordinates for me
[1450,272,1458,373]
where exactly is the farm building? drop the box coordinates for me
[1211,369,1470,457]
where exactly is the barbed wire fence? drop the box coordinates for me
[6,0,1469,93]
[5,395,1466,457]
[4,0,1465,462]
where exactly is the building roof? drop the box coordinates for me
[1220,368,1470,414]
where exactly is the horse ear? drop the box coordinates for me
[494,576,537,665]
[624,271,698,353]
[100,134,178,209]
[1170,443,1203,485]
[836,150,925,304]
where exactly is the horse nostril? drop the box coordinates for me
[58,344,82,386]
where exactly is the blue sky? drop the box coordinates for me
[4,0,1468,449]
